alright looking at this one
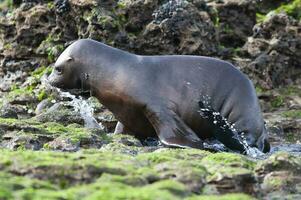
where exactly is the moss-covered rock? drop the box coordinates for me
[0,147,301,199]
[0,117,109,150]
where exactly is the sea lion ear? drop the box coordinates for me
[66,56,73,62]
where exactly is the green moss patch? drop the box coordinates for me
[188,193,256,200]
[282,110,301,119]
[274,0,301,20]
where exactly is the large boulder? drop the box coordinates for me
[237,13,301,89]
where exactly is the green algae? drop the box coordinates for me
[1,148,301,199]
[263,175,287,189]
[282,110,301,119]
[256,0,301,23]
[201,152,255,169]
[271,96,284,108]
[256,13,267,23]
[0,117,86,135]
[279,85,301,96]
[4,65,53,104]
[137,148,210,164]
[200,152,255,181]
[0,149,188,200]
[188,193,256,200]
[274,0,301,20]
[40,34,65,63]
[0,117,110,149]
[84,180,188,200]
[0,0,12,10]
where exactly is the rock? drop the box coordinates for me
[101,134,143,155]
[0,117,110,151]
[239,13,301,88]
[137,0,218,55]
[0,131,42,150]
[35,98,54,115]
[206,0,257,47]
[264,106,301,146]
[55,0,70,14]
[200,153,257,195]
[154,161,206,193]
[255,152,301,198]
[35,102,84,126]
[117,0,158,33]
[45,137,80,151]
[256,0,292,14]
[96,110,117,132]
[0,105,18,119]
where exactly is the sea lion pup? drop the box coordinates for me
[48,39,270,154]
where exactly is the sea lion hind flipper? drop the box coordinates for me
[144,106,204,149]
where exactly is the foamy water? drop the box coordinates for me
[59,90,104,129]
[42,75,103,130]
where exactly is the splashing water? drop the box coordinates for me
[42,75,104,129]
[59,90,104,129]
[199,96,264,158]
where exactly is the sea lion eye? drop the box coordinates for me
[55,66,64,74]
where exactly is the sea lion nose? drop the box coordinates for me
[47,70,58,87]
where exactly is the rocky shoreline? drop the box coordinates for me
[0,0,300,199]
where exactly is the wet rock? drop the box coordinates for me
[8,92,37,106]
[35,102,84,126]
[264,110,301,146]
[0,4,53,75]
[255,152,301,197]
[255,152,301,180]
[96,110,117,132]
[0,104,29,118]
[34,98,54,115]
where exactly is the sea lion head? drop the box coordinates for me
[256,123,270,153]
[48,43,85,90]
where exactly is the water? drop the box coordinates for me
[199,96,264,158]
[42,75,103,130]
[59,90,104,129]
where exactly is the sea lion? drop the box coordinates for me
[48,39,270,154]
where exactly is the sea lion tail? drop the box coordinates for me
[198,101,247,154]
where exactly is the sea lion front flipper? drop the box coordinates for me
[144,106,204,149]
[113,122,132,135]
[113,122,124,134]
